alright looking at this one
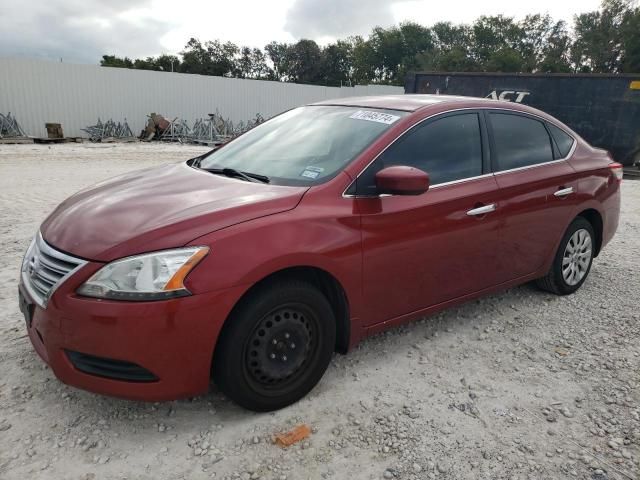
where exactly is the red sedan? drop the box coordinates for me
[19,95,622,411]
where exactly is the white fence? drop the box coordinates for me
[0,57,404,138]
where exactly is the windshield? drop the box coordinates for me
[198,106,408,186]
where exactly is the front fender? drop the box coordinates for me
[183,206,364,320]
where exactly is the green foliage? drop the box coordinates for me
[99,0,640,86]
[621,7,640,71]
[179,38,239,76]
[100,55,134,68]
[320,40,353,85]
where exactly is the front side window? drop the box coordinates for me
[489,113,554,171]
[198,106,407,186]
[355,113,483,195]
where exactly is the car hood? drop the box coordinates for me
[41,162,308,261]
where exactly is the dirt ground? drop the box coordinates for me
[0,143,638,480]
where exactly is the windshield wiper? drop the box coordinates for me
[190,155,205,167]
[200,167,270,184]
[190,151,217,168]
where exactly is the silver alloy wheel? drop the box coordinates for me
[562,228,593,286]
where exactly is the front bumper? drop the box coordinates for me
[19,273,247,401]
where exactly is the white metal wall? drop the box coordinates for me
[0,57,404,138]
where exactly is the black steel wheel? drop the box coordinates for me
[213,280,335,411]
[244,304,318,392]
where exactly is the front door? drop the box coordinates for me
[354,111,502,326]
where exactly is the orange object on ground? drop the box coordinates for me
[273,424,311,447]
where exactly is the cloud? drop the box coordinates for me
[0,0,174,64]
[284,0,408,40]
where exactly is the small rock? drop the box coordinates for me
[559,407,574,418]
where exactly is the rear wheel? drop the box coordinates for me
[536,217,595,295]
[213,280,335,411]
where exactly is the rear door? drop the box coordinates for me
[356,111,502,326]
[486,111,580,282]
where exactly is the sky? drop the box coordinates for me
[0,0,603,65]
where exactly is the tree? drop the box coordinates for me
[265,41,292,81]
[99,1,640,84]
[396,22,434,81]
[100,55,134,68]
[180,38,238,76]
[351,35,378,84]
[320,41,353,86]
[471,15,525,70]
[538,20,572,73]
[486,48,526,72]
[287,39,323,83]
[620,2,640,72]
[368,26,406,82]
[571,0,630,73]
[418,22,478,72]
[155,54,181,72]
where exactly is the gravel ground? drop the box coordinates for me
[0,143,638,480]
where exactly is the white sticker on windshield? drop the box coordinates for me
[350,110,400,125]
[301,166,324,179]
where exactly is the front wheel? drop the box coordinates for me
[536,217,595,295]
[213,280,336,411]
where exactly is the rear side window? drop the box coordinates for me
[547,123,575,158]
[489,113,554,171]
[377,113,483,185]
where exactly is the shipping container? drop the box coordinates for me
[405,72,640,166]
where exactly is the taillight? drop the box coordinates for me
[609,162,623,182]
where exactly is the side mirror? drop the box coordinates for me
[375,166,430,196]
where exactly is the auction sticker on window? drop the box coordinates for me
[349,110,400,125]
[301,166,324,179]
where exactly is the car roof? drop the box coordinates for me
[310,94,500,112]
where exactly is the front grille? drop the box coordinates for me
[66,350,159,382]
[21,232,86,308]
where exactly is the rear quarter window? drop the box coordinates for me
[489,113,554,172]
[547,123,575,158]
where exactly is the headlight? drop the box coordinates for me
[77,247,209,301]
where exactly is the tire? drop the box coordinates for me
[535,217,595,295]
[213,280,336,411]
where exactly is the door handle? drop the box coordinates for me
[466,203,496,216]
[554,187,574,197]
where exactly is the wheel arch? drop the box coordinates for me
[215,266,351,360]
[576,208,603,256]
